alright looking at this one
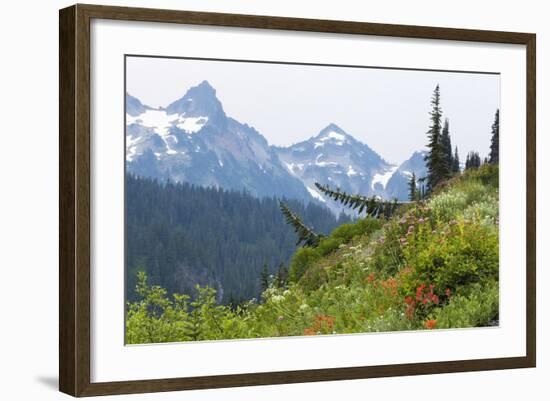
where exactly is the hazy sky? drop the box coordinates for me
[126,56,499,164]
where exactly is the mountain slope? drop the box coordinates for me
[125,174,349,304]
[385,150,428,200]
[126,81,311,201]
[274,124,395,212]
[126,165,500,344]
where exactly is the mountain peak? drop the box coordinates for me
[126,92,151,116]
[320,123,346,134]
[315,123,351,145]
[199,79,214,88]
[396,150,429,176]
[165,80,225,119]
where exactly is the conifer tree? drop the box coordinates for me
[441,118,453,170]
[465,151,481,170]
[184,297,203,341]
[489,109,500,164]
[474,152,481,169]
[314,182,402,218]
[260,263,270,292]
[417,177,427,200]
[424,84,449,191]
[275,262,288,288]
[408,172,417,201]
[452,146,460,173]
[279,201,323,247]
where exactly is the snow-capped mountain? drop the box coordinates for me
[385,150,428,200]
[126,81,427,212]
[126,81,311,201]
[274,124,399,212]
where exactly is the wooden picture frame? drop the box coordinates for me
[59,3,536,397]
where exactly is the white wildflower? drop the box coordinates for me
[271,295,285,303]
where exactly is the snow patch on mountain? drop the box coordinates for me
[176,116,208,133]
[126,109,208,136]
[372,166,399,190]
[320,130,346,145]
[347,165,358,177]
[307,186,325,202]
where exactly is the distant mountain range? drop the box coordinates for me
[126,80,427,213]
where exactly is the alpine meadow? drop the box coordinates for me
[124,57,500,344]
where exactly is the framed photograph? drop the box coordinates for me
[59,4,536,397]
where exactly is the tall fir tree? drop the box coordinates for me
[408,172,417,201]
[424,84,449,192]
[465,151,481,170]
[489,109,500,164]
[452,146,460,173]
[441,118,453,171]
[275,262,288,288]
[260,263,270,293]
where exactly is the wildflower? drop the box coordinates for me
[405,304,415,319]
[418,217,425,224]
[271,295,284,303]
[425,319,437,329]
[299,303,309,311]
[367,272,376,283]
[404,296,414,305]
[445,288,452,298]
[416,284,426,301]
[303,328,315,335]
[277,315,285,321]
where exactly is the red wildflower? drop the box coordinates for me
[367,272,376,283]
[445,288,452,298]
[424,319,437,329]
[416,284,426,301]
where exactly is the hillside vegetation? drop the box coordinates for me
[126,164,499,344]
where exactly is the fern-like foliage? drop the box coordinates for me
[279,201,323,247]
[314,182,404,218]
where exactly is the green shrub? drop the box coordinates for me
[289,247,321,283]
[331,217,382,243]
[289,217,382,282]
[431,281,499,328]
[370,219,406,276]
[401,217,498,296]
